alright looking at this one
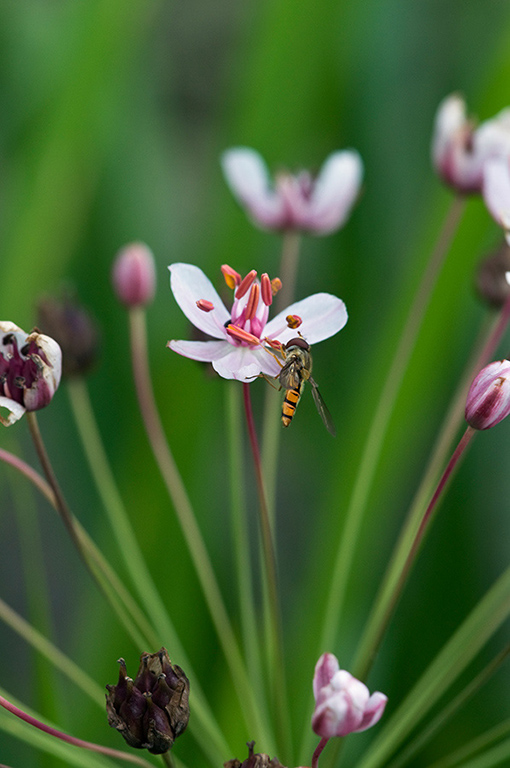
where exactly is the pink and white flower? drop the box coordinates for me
[221,147,363,235]
[432,93,510,194]
[465,359,510,431]
[0,322,62,426]
[482,157,510,243]
[311,653,387,739]
[166,263,348,382]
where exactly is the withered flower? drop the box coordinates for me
[106,648,189,754]
[0,322,62,426]
[37,293,100,378]
[224,741,287,768]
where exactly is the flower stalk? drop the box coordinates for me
[0,693,155,768]
[129,306,275,751]
[243,382,292,755]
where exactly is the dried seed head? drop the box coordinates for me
[224,742,287,768]
[106,648,189,754]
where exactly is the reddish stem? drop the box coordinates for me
[0,694,153,767]
[311,737,329,768]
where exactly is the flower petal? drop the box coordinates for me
[0,396,26,426]
[221,147,285,229]
[212,345,281,381]
[169,263,230,338]
[265,293,348,346]
[483,158,510,239]
[354,691,388,732]
[167,339,231,363]
[313,653,340,701]
[306,151,363,234]
[431,93,467,170]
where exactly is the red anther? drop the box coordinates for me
[196,299,214,312]
[264,337,283,352]
[245,284,260,320]
[286,314,302,329]
[226,324,260,345]
[221,264,241,290]
[261,273,272,306]
[235,270,257,299]
[271,277,282,295]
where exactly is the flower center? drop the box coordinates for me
[0,332,46,405]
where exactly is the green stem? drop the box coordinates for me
[386,643,510,768]
[352,286,510,682]
[0,596,103,705]
[276,230,302,311]
[318,195,466,658]
[261,231,303,527]
[128,308,273,751]
[354,427,475,679]
[67,378,230,762]
[0,693,154,768]
[226,384,264,701]
[242,383,291,757]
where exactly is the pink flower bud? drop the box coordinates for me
[112,242,156,307]
[465,359,510,430]
[311,653,387,739]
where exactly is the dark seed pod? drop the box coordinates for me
[224,741,287,768]
[106,648,189,754]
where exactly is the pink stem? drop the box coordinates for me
[0,448,55,506]
[311,737,329,768]
[0,694,153,767]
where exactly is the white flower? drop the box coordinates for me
[482,157,510,243]
[312,653,387,739]
[432,93,510,193]
[0,322,62,426]
[166,263,348,382]
[221,147,363,235]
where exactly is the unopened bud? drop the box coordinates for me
[476,243,510,307]
[112,242,156,308]
[106,648,189,754]
[0,322,62,426]
[37,293,100,378]
[465,359,510,430]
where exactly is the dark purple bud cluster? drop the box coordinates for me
[224,741,287,768]
[106,648,189,754]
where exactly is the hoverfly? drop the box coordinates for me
[278,337,336,436]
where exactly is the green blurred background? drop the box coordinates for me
[2,1,510,766]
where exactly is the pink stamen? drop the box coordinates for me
[196,299,214,312]
[226,324,260,346]
[286,314,302,329]
[235,269,257,299]
[261,273,272,306]
[221,264,241,290]
[271,277,282,295]
[245,284,260,321]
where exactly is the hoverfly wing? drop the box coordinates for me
[309,377,336,436]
